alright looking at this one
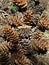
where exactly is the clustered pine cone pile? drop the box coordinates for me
[0,24,49,65]
[0,25,33,65]
[0,0,49,65]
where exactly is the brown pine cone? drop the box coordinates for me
[38,16,49,29]
[0,41,14,52]
[24,10,33,25]
[15,44,33,65]
[11,44,33,65]
[8,15,25,27]
[15,53,32,65]
[33,30,43,40]
[30,39,39,50]
[30,38,49,51]
[13,0,27,8]
[11,43,25,64]
[38,38,49,50]
[2,25,19,43]
[24,10,40,25]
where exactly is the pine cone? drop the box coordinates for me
[38,16,49,29]
[30,39,39,50]
[33,3,45,14]
[0,41,14,52]
[14,44,33,65]
[11,44,33,65]
[30,38,49,51]
[8,15,25,27]
[24,10,33,25]
[15,53,32,65]
[18,25,32,39]
[0,52,14,65]
[13,0,27,8]
[39,38,49,50]
[18,39,33,54]
[24,10,40,25]
[2,25,19,43]
[11,43,25,64]
[33,30,43,40]
[34,54,48,65]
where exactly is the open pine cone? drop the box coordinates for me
[0,41,14,52]
[13,0,27,8]
[30,38,49,51]
[0,52,14,65]
[24,10,40,25]
[11,43,33,65]
[33,30,43,40]
[2,25,19,43]
[8,15,25,27]
[15,52,32,65]
[24,10,33,25]
[38,16,49,29]
[14,44,33,65]
[18,25,32,38]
